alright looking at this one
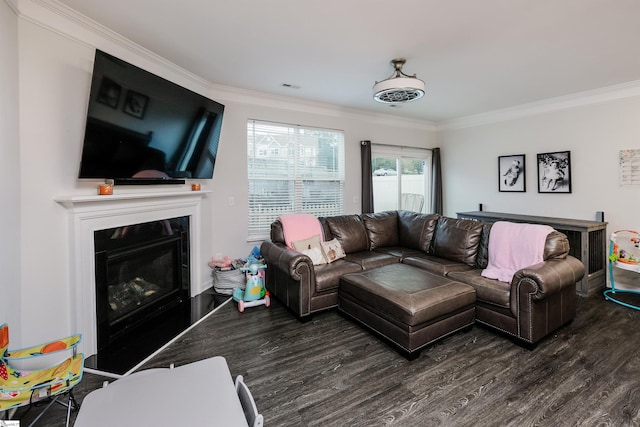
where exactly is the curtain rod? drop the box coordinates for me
[360,140,433,152]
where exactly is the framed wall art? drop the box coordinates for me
[96,77,121,109]
[537,151,571,193]
[498,154,525,192]
[123,90,149,119]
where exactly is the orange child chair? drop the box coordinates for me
[0,324,83,427]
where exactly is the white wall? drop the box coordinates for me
[205,101,436,259]
[13,1,436,345]
[0,0,21,342]
[438,96,640,237]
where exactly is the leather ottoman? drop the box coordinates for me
[338,263,476,359]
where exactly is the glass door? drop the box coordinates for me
[372,147,431,213]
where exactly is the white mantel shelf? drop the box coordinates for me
[55,190,210,208]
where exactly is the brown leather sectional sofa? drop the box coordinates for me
[260,210,585,347]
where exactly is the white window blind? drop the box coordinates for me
[247,120,345,239]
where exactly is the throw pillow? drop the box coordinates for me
[301,247,326,265]
[291,235,326,265]
[321,238,346,263]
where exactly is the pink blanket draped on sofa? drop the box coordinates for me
[481,221,554,283]
[278,214,324,248]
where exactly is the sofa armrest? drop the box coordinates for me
[510,255,584,344]
[260,240,317,319]
[511,255,585,300]
[260,240,315,281]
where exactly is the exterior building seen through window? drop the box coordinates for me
[247,120,345,239]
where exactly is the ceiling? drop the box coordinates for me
[54,0,640,122]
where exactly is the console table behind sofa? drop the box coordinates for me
[457,211,607,296]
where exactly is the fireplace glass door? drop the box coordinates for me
[94,217,189,351]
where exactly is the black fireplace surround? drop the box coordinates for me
[94,217,190,352]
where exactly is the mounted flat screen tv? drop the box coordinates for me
[78,50,225,184]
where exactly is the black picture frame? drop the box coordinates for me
[498,154,526,192]
[537,151,571,193]
[96,77,121,109]
[123,90,149,119]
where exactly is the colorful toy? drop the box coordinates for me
[606,230,640,311]
[232,262,270,312]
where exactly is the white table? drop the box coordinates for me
[75,356,248,426]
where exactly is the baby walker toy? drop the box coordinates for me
[232,261,270,312]
[606,230,640,310]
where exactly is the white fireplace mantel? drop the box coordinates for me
[55,190,209,357]
[55,190,210,208]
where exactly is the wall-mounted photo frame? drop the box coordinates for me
[498,154,526,192]
[96,77,121,109]
[537,151,571,193]
[123,90,149,119]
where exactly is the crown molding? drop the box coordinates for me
[4,0,19,14]
[209,82,437,131]
[17,0,436,133]
[18,0,213,92]
[437,80,640,131]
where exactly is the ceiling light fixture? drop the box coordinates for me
[373,58,425,104]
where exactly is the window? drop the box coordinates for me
[372,145,432,213]
[247,120,345,239]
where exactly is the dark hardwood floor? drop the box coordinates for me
[18,292,640,426]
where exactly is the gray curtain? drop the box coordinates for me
[431,147,443,214]
[360,140,374,213]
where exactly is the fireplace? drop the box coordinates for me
[55,191,208,360]
[94,217,190,351]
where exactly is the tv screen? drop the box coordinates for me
[78,50,225,183]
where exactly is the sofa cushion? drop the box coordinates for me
[343,251,399,270]
[314,259,363,292]
[374,246,424,260]
[448,269,511,310]
[397,211,439,252]
[475,222,494,269]
[403,254,474,276]
[324,215,369,253]
[362,211,399,250]
[270,219,286,244]
[544,231,570,260]
[432,217,484,266]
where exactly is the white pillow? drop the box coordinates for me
[301,247,326,265]
[321,238,346,263]
[291,235,326,265]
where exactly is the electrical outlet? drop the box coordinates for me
[228,196,235,206]
[353,196,359,204]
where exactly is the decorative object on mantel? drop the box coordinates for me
[98,179,114,195]
[98,184,113,195]
[373,58,425,104]
[498,154,526,192]
[537,151,571,193]
[192,183,201,191]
